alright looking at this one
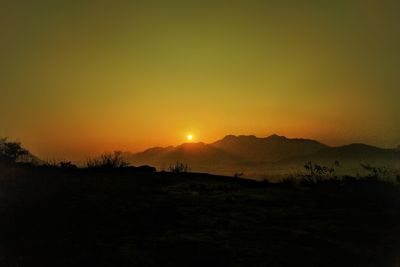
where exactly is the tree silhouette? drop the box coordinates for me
[0,137,34,164]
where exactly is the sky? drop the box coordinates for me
[1,0,399,161]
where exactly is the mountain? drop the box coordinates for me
[211,134,327,163]
[125,135,400,178]
[286,143,400,165]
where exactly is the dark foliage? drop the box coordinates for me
[86,151,130,169]
[0,137,37,165]
[168,162,191,173]
[361,163,388,179]
[59,161,78,169]
[300,161,340,185]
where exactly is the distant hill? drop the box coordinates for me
[211,134,327,163]
[279,143,399,164]
[125,135,400,177]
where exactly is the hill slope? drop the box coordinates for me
[2,167,400,266]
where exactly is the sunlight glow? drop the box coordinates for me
[187,134,193,141]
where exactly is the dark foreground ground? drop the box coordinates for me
[1,167,400,266]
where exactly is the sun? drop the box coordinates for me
[187,134,193,141]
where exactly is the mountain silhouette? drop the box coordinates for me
[291,143,400,164]
[126,135,400,177]
[211,134,327,163]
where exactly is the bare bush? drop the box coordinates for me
[361,163,388,179]
[42,159,77,169]
[86,151,130,169]
[301,161,340,185]
[168,162,191,173]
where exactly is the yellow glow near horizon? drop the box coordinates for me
[187,134,193,141]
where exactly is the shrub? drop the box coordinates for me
[361,163,388,179]
[59,161,78,169]
[86,151,130,169]
[42,159,78,169]
[301,161,339,185]
[42,159,59,167]
[168,162,191,173]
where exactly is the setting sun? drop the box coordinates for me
[187,134,193,141]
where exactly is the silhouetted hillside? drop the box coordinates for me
[2,164,400,266]
[2,138,400,266]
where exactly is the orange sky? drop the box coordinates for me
[1,1,399,161]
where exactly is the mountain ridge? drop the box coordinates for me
[125,134,400,177]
